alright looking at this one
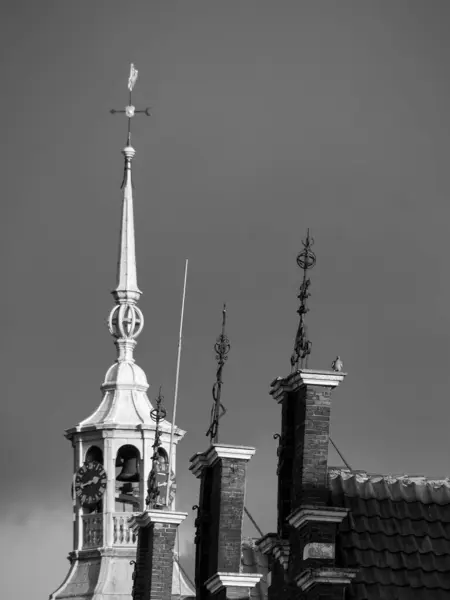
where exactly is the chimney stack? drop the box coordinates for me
[190,444,262,600]
[129,509,187,600]
[257,369,357,598]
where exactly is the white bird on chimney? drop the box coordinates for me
[331,356,343,372]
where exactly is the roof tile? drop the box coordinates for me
[330,469,450,599]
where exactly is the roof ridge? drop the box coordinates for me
[329,468,450,484]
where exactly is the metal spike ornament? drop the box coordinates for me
[206,304,230,443]
[290,230,316,372]
[146,388,174,509]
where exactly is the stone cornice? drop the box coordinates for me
[205,572,263,594]
[295,567,358,592]
[65,423,186,440]
[128,510,187,532]
[287,505,349,530]
[189,443,256,478]
[189,452,207,478]
[69,547,136,560]
[270,369,346,403]
[100,382,148,393]
[255,533,278,555]
[255,534,290,570]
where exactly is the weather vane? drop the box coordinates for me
[206,304,230,443]
[110,63,151,147]
[290,229,316,372]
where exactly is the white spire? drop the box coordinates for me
[106,63,151,361]
[113,145,142,304]
[108,146,144,362]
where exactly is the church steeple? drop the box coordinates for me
[50,64,192,600]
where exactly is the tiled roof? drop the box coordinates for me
[329,469,450,600]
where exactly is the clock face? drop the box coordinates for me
[75,461,107,507]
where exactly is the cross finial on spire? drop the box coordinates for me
[290,229,316,372]
[206,304,230,443]
[107,64,151,360]
[110,63,151,147]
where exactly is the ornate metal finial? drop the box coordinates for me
[206,304,230,443]
[146,388,176,509]
[147,387,167,508]
[110,63,151,148]
[150,386,167,449]
[107,64,150,363]
[290,229,316,372]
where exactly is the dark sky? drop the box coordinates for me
[2,1,450,598]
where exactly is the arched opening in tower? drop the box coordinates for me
[115,444,141,512]
[86,445,103,465]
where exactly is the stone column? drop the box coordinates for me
[190,444,262,600]
[103,433,116,547]
[129,509,187,600]
[74,435,83,551]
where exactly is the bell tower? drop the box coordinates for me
[50,65,190,600]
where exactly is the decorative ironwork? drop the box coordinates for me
[150,387,167,438]
[130,560,137,599]
[290,229,316,371]
[146,387,168,508]
[273,433,284,475]
[206,304,230,443]
[110,63,151,148]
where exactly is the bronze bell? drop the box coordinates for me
[116,453,140,483]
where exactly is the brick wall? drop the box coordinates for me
[196,456,249,597]
[192,446,255,600]
[268,562,302,600]
[292,385,332,508]
[277,397,295,537]
[132,521,178,600]
[133,525,150,600]
[264,371,355,600]
[215,586,254,600]
[216,458,247,572]
[196,468,214,600]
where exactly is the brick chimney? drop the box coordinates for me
[190,444,262,600]
[129,509,187,600]
[257,369,357,599]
